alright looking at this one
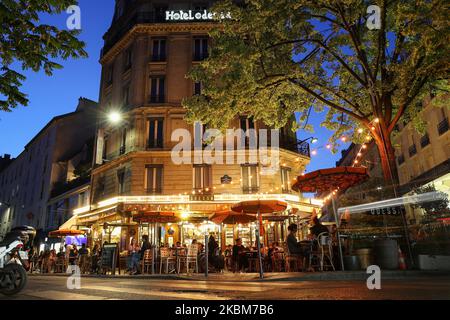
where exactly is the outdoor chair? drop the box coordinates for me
[160,247,176,274]
[309,232,335,271]
[178,244,198,274]
[141,249,154,274]
[55,256,66,273]
[284,246,303,272]
[272,252,285,272]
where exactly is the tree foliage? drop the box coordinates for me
[0,0,87,111]
[183,0,449,183]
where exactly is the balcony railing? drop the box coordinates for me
[420,134,430,148]
[438,118,449,135]
[408,145,417,157]
[149,95,165,104]
[146,188,162,195]
[279,138,311,158]
[242,187,260,194]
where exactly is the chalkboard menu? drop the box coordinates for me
[101,243,118,275]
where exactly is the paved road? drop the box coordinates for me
[1,275,450,300]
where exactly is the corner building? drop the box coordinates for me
[71,0,319,250]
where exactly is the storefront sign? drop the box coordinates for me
[369,206,404,216]
[165,10,231,21]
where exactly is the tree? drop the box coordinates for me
[413,185,450,222]
[183,0,449,190]
[0,0,87,111]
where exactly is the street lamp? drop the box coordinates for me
[107,111,122,124]
[298,136,318,144]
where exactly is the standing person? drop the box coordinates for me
[91,244,100,274]
[69,244,78,265]
[232,238,249,272]
[128,238,141,275]
[47,249,57,273]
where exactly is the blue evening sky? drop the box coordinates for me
[0,0,349,172]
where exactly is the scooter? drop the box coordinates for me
[0,226,36,296]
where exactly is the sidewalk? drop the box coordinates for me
[29,270,450,282]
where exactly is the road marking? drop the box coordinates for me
[21,290,110,300]
[82,285,229,300]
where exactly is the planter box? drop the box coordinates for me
[417,255,450,271]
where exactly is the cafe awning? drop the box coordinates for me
[209,210,256,225]
[49,229,86,238]
[132,211,179,223]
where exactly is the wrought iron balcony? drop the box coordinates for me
[279,138,311,158]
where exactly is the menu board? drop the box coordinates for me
[101,243,118,275]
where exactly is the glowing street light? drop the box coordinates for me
[108,111,122,124]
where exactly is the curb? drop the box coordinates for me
[28,270,450,282]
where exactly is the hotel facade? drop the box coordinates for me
[67,0,320,251]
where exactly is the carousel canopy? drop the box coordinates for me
[292,166,369,194]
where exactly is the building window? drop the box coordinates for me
[408,144,417,157]
[420,133,430,148]
[194,82,202,95]
[106,65,114,85]
[280,166,291,193]
[240,116,256,148]
[147,118,164,149]
[117,169,126,195]
[398,154,405,165]
[152,39,166,62]
[120,127,127,155]
[124,48,132,70]
[145,165,163,194]
[193,37,209,61]
[149,76,165,103]
[193,164,212,193]
[241,164,259,193]
[123,85,130,108]
[437,109,449,135]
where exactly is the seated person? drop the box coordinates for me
[286,224,304,256]
[309,216,329,238]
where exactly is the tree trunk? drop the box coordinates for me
[374,127,399,196]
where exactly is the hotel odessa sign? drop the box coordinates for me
[165,10,231,21]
